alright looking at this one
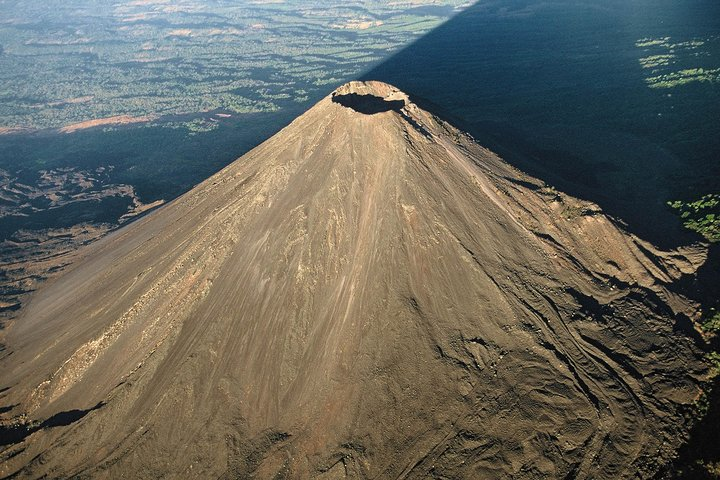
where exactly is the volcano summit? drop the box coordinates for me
[0,81,710,479]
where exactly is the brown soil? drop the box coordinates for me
[58,115,154,134]
[0,81,711,479]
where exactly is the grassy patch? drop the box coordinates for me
[668,194,720,242]
[704,310,720,335]
[646,68,720,88]
[639,54,676,69]
[708,352,720,379]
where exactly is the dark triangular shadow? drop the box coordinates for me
[0,402,104,447]
[362,0,720,249]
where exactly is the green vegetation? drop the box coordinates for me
[668,194,720,242]
[665,192,720,477]
[704,310,720,335]
[639,54,676,69]
[158,119,220,135]
[708,351,720,379]
[700,308,720,379]
[0,0,468,131]
[636,37,672,48]
[636,35,719,89]
[672,314,720,479]
[636,37,705,50]
[647,68,720,89]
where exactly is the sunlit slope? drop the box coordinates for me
[0,81,709,479]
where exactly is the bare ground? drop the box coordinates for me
[0,81,711,479]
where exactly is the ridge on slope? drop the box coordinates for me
[0,81,711,479]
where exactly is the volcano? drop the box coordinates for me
[0,81,710,479]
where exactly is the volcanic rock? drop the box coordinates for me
[0,81,709,479]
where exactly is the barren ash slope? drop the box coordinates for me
[0,81,711,479]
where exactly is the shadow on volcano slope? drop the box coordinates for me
[364,0,720,249]
[331,93,405,114]
[0,402,103,447]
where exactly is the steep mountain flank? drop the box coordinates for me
[0,81,710,479]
